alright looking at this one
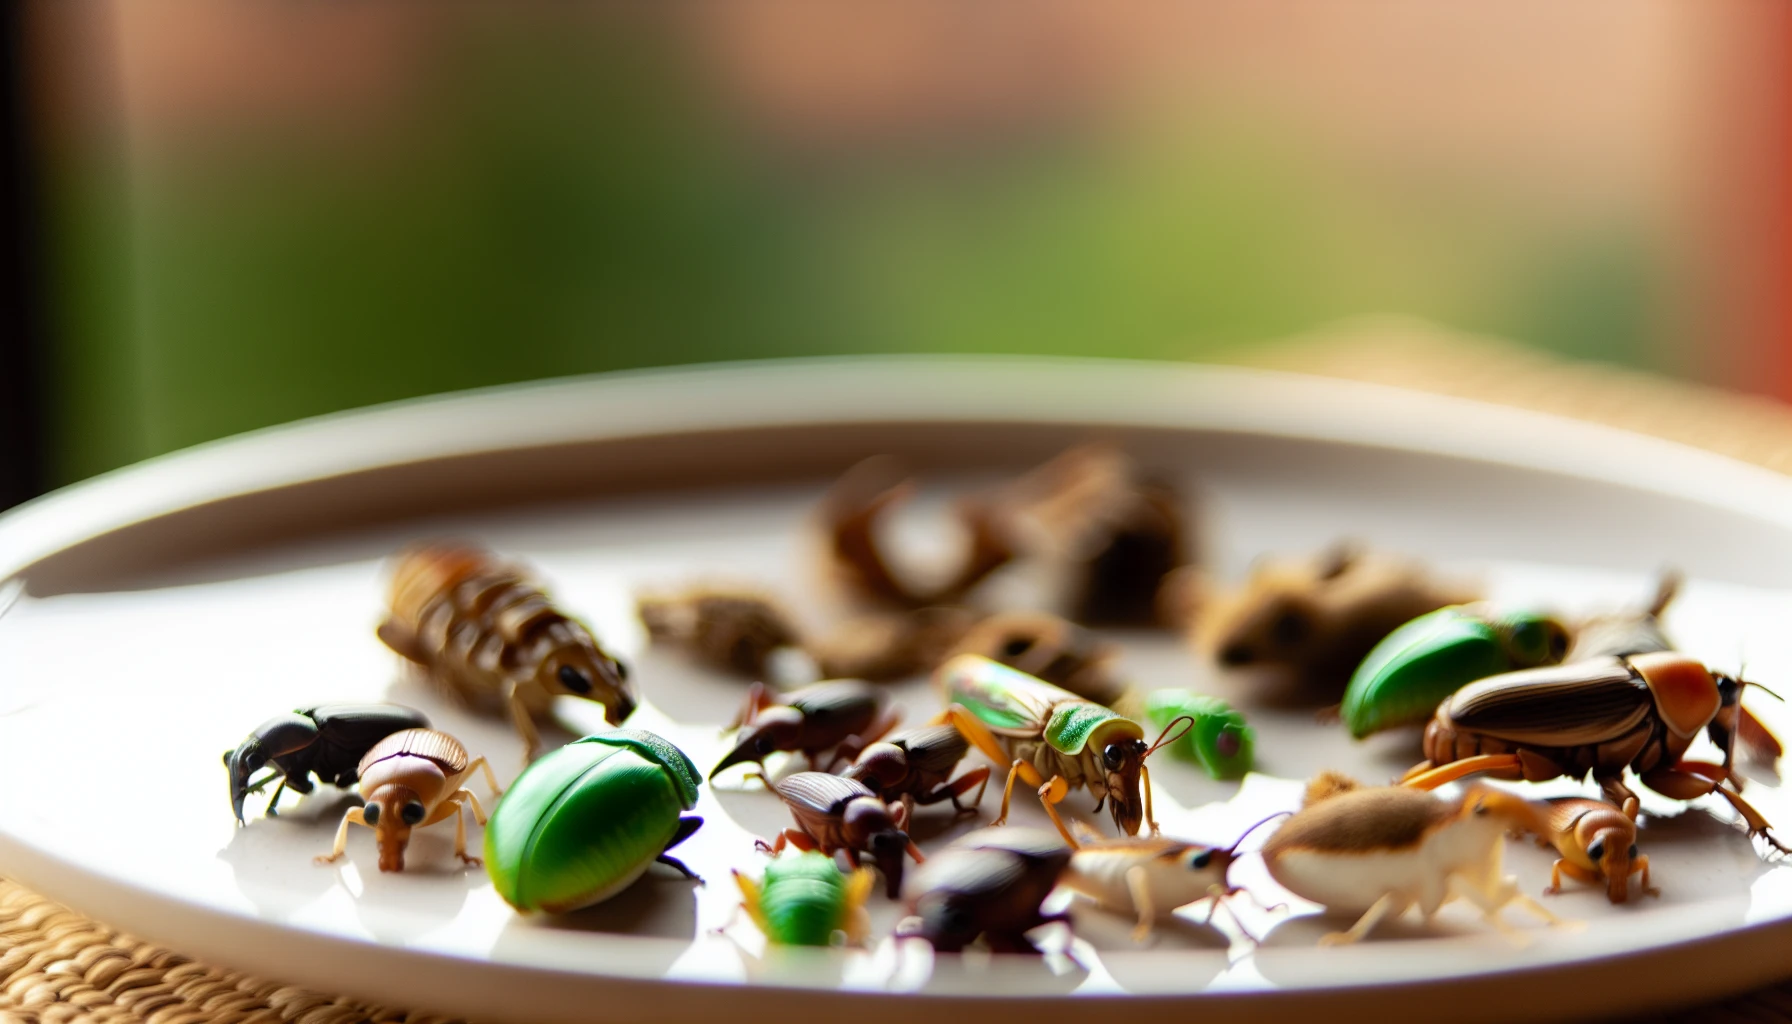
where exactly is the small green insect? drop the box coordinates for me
[733,850,874,947]
[485,729,703,913]
[1142,690,1254,780]
[1339,605,1570,740]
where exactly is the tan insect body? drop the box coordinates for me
[1059,839,1232,942]
[1262,785,1558,944]
[314,728,502,873]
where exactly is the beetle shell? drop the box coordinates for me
[902,828,1072,953]
[1143,690,1253,780]
[1340,606,1570,739]
[485,730,702,913]
[739,850,871,947]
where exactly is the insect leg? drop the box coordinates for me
[1124,864,1156,943]
[313,806,368,865]
[1546,859,1601,895]
[729,682,773,732]
[1740,706,1783,765]
[376,619,428,664]
[262,777,290,818]
[827,706,904,771]
[454,788,489,826]
[1635,855,1660,897]
[466,756,504,798]
[242,768,283,796]
[914,765,993,815]
[1642,762,1791,851]
[1318,893,1407,946]
[1035,776,1076,847]
[1142,764,1160,836]
[449,796,483,867]
[505,682,543,763]
[1400,754,1522,791]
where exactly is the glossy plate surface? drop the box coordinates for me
[1,357,1790,1023]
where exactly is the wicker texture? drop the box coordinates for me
[3,328,1790,1022]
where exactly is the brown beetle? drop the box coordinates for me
[1180,543,1476,700]
[377,543,634,761]
[1403,652,1790,852]
[840,724,991,820]
[314,728,502,873]
[758,771,926,898]
[710,680,900,781]
[1531,797,1657,904]
[900,827,1074,953]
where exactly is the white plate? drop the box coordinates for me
[2,357,1791,1024]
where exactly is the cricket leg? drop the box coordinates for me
[1319,893,1407,946]
[1401,754,1522,791]
[1545,859,1601,896]
[506,683,543,763]
[313,807,369,865]
[1125,864,1156,943]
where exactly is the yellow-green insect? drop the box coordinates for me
[1143,690,1253,780]
[733,850,874,947]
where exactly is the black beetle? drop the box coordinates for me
[901,827,1074,953]
[224,703,430,825]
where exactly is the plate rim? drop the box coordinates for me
[4,354,1792,1023]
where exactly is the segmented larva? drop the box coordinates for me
[377,543,635,761]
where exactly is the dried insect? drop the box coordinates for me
[1529,797,1656,904]
[1185,543,1477,699]
[936,654,1188,842]
[1402,652,1790,852]
[945,610,1128,706]
[224,703,429,824]
[818,445,1191,626]
[376,543,635,761]
[314,728,502,873]
[1142,690,1254,780]
[900,827,1074,953]
[808,607,982,682]
[840,723,991,819]
[759,771,926,898]
[637,587,804,679]
[1337,605,1570,739]
[1260,777,1558,944]
[819,455,1017,609]
[710,680,900,781]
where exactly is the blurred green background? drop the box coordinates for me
[30,3,1781,486]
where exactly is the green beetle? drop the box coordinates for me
[936,654,1188,846]
[1339,605,1570,740]
[1142,690,1254,780]
[485,729,703,913]
[733,850,874,947]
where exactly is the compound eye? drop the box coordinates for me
[362,802,381,826]
[558,665,593,694]
[1190,850,1213,870]
[754,736,776,756]
[1587,839,1606,861]
[1219,643,1254,667]
[1628,843,1639,859]
[401,800,427,826]
[1102,743,1126,771]
[613,660,629,682]
[1002,635,1035,658]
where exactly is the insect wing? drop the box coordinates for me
[302,704,430,764]
[776,772,872,819]
[1445,658,1652,747]
[895,725,970,777]
[359,727,469,776]
[788,682,880,729]
[938,655,1069,738]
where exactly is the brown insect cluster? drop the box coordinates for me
[1172,542,1476,700]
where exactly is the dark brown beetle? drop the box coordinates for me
[710,681,899,781]
[758,771,926,898]
[900,827,1073,953]
[840,724,991,820]
[1403,651,1790,852]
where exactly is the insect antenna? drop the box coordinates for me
[1144,714,1195,759]
[1224,810,1294,855]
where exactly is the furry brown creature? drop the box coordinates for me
[1262,774,1557,945]
[1177,543,1476,701]
[377,543,634,762]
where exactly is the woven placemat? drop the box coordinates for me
[5,326,1792,1023]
